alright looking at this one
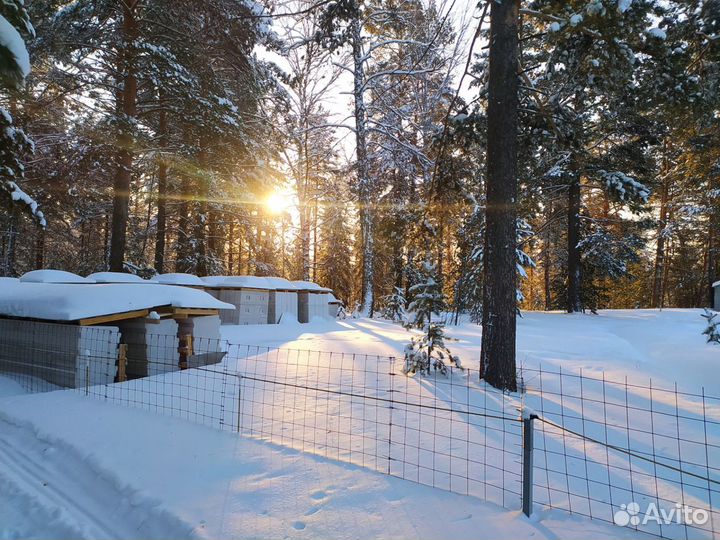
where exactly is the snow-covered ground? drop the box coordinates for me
[222,309,719,394]
[0,389,644,540]
[0,309,716,539]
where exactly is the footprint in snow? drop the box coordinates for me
[292,521,306,530]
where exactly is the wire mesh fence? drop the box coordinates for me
[519,366,720,540]
[233,346,523,509]
[0,324,718,539]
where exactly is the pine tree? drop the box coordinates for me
[480,0,520,391]
[455,201,484,323]
[702,308,720,344]
[381,286,406,322]
[316,175,354,303]
[0,0,44,229]
[402,260,460,376]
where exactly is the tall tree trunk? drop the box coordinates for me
[566,174,582,312]
[707,207,719,307]
[652,174,669,308]
[3,211,17,276]
[227,218,235,274]
[312,194,318,281]
[299,130,312,281]
[480,0,520,392]
[194,144,208,276]
[661,232,672,308]
[154,89,168,273]
[208,208,219,269]
[109,0,139,272]
[103,212,111,267]
[543,202,552,310]
[34,224,45,270]
[351,8,374,316]
[175,127,192,272]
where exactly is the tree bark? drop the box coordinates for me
[651,174,669,308]
[566,174,582,312]
[175,127,192,272]
[227,218,235,274]
[351,8,375,316]
[194,143,208,276]
[543,202,552,310]
[34,224,45,270]
[708,204,719,307]
[154,88,168,273]
[109,0,139,272]
[480,0,520,392]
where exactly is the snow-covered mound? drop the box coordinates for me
[264,277,297,290]
[154,273,205,286]
[203,275,271,290]
[0,282,232,321]
[291,280,332,292]
[19,270,94,284]
[87,272,148,284]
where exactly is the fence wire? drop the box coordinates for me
[520,366,720,540]
[0,326,717,539]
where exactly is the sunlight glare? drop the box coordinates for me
[266,192,291,214]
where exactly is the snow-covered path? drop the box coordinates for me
[0,413,195,539]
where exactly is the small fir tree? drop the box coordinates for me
[403,261,462,376]
[702,309,720,345]
[381,286,406,323]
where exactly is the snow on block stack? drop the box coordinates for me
[87,271,149,284]
[0,271,233,385]
[292,281,333,322]
[20,269,95,284]
[158,273,223,299]
[154,273,206,288]
[265,277,298,324]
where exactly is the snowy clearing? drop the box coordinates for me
[220,309,719,394]
[0,309,717,539]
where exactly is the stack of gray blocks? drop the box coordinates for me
[115,318,180,378]
[0,319,120,389]
[297,290,310,323]
[177,315,225,367]
[217,288,269,325]
[268,289,298,323]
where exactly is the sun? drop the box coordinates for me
[265,192,292,214]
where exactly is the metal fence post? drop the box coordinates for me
[522,414,536,517]
[236,374,243,433]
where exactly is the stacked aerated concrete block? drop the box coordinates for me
[116,318,180,378]
[0,319,119,389]
[309,291,330,321]
[268,289,298,323]
[218,289,269,325]
[177,315,225,368]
